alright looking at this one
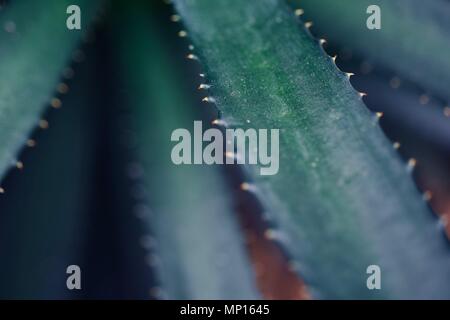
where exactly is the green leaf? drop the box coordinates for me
[174,0,450,299]
[288,0,450,101]
[0,0,99,184]
[112,2,259,299]
[0,52,99,299]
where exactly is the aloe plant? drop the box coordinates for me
[0,0,449,300]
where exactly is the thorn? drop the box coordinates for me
[393,142,401,149]
[407,158,417,171]
[240,182,250,190]
[27,139,36,147]
[294,9,304,16]
[0,187,4,194]
[50,97,62,109]
[358,92,367,98]
[423,191,433,201]
[264,229,278,241]
[437,214,449,233]
[199,73,205,78]
[178,30,188,37]
[198,84,211,90]
[225,151,236,160]
[375,112,384,119]
[170,14,180,22]
[187,53,198,60]
[211,119,226,126]
[444,106,450,117]
[304,21,313,29]
[57,83,69,94]
[332,55,337,63]
[202,96,216,103]
[240,182,256,192]
[39,119,49,129]
[440,215,449,228]
[345,72,355,79]
[16,161,23,170]
[319,38,327,46]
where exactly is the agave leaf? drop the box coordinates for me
[288,0,450,102]
[111,2,259,299]
[174,0,450,299]
[0,53,98,299]
[0,0,99,184]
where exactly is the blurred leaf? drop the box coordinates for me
[0,51,98,299]
[0,0,99,183]
[111,1,259,299]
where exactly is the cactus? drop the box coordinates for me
[0,0,449,300]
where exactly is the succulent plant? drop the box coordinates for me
[0,0,449,299]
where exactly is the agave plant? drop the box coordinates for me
[0,0,449,299]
